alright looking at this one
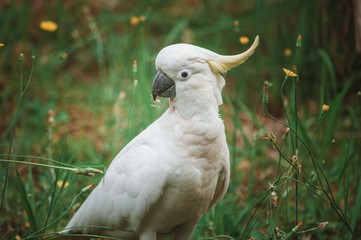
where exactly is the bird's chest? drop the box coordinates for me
[168,117,225,158]
[161,118,227,207]
[146,117,229,232]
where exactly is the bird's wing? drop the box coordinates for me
[208,163,229,210]
[64,123,168,237]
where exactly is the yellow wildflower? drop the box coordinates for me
[284,48,292,57]
[39,20,58,32]
[0,43,4,47]
[322,104,330,112]
[239,36,249,45]
[130,16,146,26]
[130,16,140,26]
[57,180,69,188]
[283,68,297,77]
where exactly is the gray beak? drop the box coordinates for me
[152,71,176,101]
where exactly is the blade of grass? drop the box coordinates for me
[0,158,104,176]
[0,131,14,219]
[24,184,95,239]
[234,193,268,239]
[0,53,33,141]
[16,168,38,235]
[349,179,361,238]
[293,35,302,237]
[27,165,35,210]
[43,138,68,234]
[163,19,189,45]
[43,165,60,237]
[320,79,352,158]
[317,49,337,95]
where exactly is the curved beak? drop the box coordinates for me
[152,71,176,101]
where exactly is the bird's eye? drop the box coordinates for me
[180,71,189,79]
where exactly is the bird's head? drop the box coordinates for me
[152,36,259,107]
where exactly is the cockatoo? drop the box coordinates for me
[62,36,259,239]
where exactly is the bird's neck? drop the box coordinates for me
[168,91,220,120]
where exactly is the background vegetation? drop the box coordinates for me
[0,0,360,239]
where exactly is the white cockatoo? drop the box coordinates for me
[62,36,259,239]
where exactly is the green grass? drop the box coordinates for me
[1,1,360,239]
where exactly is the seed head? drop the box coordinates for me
[271,191,278,208]
[19,53,24,62]
[322,104,330,112]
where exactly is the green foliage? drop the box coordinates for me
[1,0,360,239]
